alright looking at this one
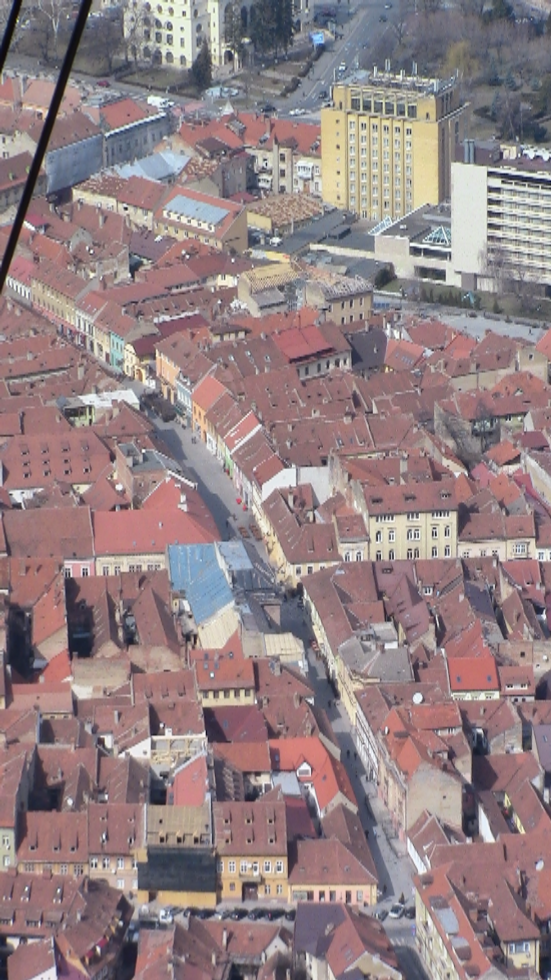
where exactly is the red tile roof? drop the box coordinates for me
[93,506,218,556]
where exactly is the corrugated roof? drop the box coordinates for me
[168,543,233,625]
[166,194,229,225]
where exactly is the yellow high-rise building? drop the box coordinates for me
[321,69,468,221]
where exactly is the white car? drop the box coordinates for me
[389,903,405,919]
[158,908,174,925]
[269,236,283,247]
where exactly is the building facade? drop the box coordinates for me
[452,148,551,294]
[321,69,467,221]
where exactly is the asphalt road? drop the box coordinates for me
[284,2,391,115]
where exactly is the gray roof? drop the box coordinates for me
[533,724,551,772]
[116,150,189,182]
[165,194,229,226]
[348,328,387,372]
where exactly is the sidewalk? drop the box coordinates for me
[304,650,415,904]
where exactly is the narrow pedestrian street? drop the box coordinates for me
[154,414,429,976]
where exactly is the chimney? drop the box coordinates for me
[287,489,294,510]
[99,211,106,228]
[222,928,228,950]
[211,952,217,967]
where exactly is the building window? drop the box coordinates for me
[375,530,382,543]
[431,527,438,539]
[240,860,247,874]
[388,550,395,560]
[356,890,363,902]
[432,546,438,558]
[444,525,451,538]
[117,878,125,890]
[276,884,283,895]
[356,551,362,561]
[514,543,527,555]
[264,860,272,873]
[344,552,352,562]
[445,545,451,557]
[376,551,382,561]
[228,860,236,873]
[74,864,84,876]
[388,529,395,542]
[102,857,110,870]
[295,566,302,577]
[117,857,124,869]
[102,566,110,576]
[60,864,68,875]
[81,567,89,577]
[265,883,271,895]
[276,861,284,873]
[90,857,98,869]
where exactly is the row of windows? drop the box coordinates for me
[375,546,451,560]
[374,526,452,542]
[90,856,132,870]
[220,859,285,874]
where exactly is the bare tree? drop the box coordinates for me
[120,0,145,68]
[391,0,414,45]
[37,0,71,57]
[90,13,123,73]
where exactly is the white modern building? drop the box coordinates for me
[451,142,551,294]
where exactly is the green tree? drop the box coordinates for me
[190,38,212,90]
[224,2,245,68]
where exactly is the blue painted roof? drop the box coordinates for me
[168,543,233,625]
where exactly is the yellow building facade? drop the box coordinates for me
[321,70,467,221]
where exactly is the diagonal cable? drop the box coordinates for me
[0,0,94,295]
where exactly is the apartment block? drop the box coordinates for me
[452,144,551,294]
[321,68,467,220]
[124,0,311,70]
[351,481,458,561]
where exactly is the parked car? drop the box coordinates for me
[404,906,416,920]
[284,909,296,922]
[97,79,111,87]
[318,89,329,100]
[389,903,405,919]
[158,908,174,925]
[265,908,285,920]
[247,908,266,920]
[374,909,388,921]
[230,908,248,920]
[259,103,276,115]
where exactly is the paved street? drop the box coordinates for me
[152,412,425,969]
[153,417,271,565]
